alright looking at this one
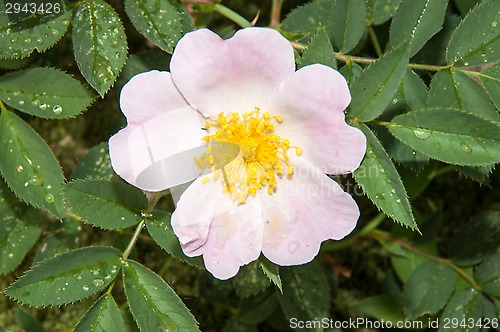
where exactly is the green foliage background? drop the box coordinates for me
[0,0,499,331]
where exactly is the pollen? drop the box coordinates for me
[196,108,301,204]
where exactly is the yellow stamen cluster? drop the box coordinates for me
[195,108,302,204]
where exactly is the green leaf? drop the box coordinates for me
[73,0,127,96]
[5,246,121,306]
[123,260,199,332]
[0,68,95,119]
[0,57,30,69]
[0,110,65,216]
[370,0,402,25]
[339,61,363,86]
[124,0,182,53]
[428,69,499,121]
[389,0,448,57]
[404,261,455,320]
[348,42,409,122]
[259,258,282,293]
[145,212,204,268]
[16,309,45,332]
[476,65,500,108]
[278,262,330,323]
[446,0,500,67]
[223,318,258,332]
[438,289,489,332]
[33,233,74,266]
[474,253,500,297]
[0,10,71,59]
[239,292,279,325]
[70,143,113,180]
[299,29,336,69]
[389,108,500,166]
[449,212,500,267]
[0,182,41,274]
[455,164,494,185]
[74,294,125,332]
[63,179,147,230]
[233,261,271,298]
[281,0,335,35]
[353,294,406,324]
[353,124,417,229]
[331,0,366,53]
[391,243,435,282]
[32,216,81,265]
[454,0,481,15]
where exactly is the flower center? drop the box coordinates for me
[195,108,302,204]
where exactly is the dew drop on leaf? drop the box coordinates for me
[45,193,55,204]
[39,103,48,110]
[83,285,89,291]
[17,165,24,172]
[53,105,63,114]
[413,129,431,140]
[92,279,104,287]
[460,143,472,153]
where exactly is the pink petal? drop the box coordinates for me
[120,70,190,124]
[271,64,366,174]
[170,28,295,117]
[261,156,359,266]
[171,177,264,280]
[109,71,207,191]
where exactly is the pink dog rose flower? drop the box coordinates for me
[109,27,366,280]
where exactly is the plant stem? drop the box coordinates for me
[367,26,383,57]
[359,212,386,236]
[408,63,449,72]
[122,191,163,260]
[214,4,251,28]
[270,0,284,27]
[373,230,481,290]
[108,191,164,295]
[335,53,376,65]
[122,220,146,260]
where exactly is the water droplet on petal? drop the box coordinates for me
[413,129,431,140]
[287,241,300,254]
